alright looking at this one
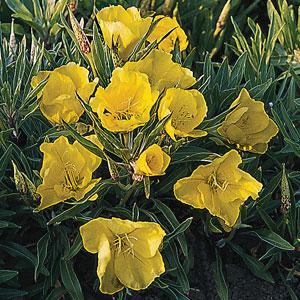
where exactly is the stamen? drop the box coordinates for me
[112,233,138,257]
[208,173,228,191]
[64,162,79,191]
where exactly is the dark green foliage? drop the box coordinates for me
[0,1,299,299]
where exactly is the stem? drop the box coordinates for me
[119,181,138,206]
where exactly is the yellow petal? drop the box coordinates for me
[174,177,206,209]
[91,69,157,132]
[135,144,171,176]
[130,223,166,258]
[114,251,165,291]
[98,250,124,295]
[123,49,196,92]
[204,196,244,227]
[36,184,65,211]
[80,218,114,254]
[147,16,188,53]
[54,62,89,90]
[158,88,207,140]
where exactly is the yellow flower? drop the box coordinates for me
[123,49,196,93]
[31,62,97,124]
[90,68,158,132]
[217,88,279,154]
[96,5,151,60]
[36,135,102,210]
[174,150,263,227]
[147,16,188,53]
[158,88,208,141]
[80,217,166,294]
[133,144,171,178]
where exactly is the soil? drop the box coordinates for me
[188,235,300,300]
[131,229,300,300]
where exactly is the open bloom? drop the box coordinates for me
[36,135,102,210]
[123,49,196,93]
[174,150,263,227]
[31,62,97,124]
[132,144,171,179]
[80,217,166,294]
[158,88,208,140]
[90,68,158,132]
[217,88,279,154]
[147,16,188,53]
[96,5,151,60]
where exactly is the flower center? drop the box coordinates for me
[171,106,195,129]
[207,173,228,191]
[64,163,80,191]
[114,110,135,120]
[112,233,138,256]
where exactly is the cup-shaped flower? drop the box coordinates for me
[147,16,188,53]
[174,150,263,227]
[31,62,97,124]
[123,49,196,93]
[132,144,171,178]
[217,88,279,154]
[80,217,166,294]
[36,135,102,210]
[158,88,208,141]
[90,68,158,132]
[96,5,151,60]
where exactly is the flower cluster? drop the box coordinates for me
[32,4,279,296]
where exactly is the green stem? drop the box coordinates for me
[119,181,138,206]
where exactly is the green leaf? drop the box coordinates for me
[60,260,84,300]
[143,176,151,199]
[0,288,28,299]
[0,270,18,284]
[47,202,91,225]
[165,217,193,243]
[45,287,67,300]
[229,242,274,283]
[256,206,277,232]
[213,250,228,300]
[250,229,295,250]
[0,145,13,182]
[4,0,33,22]
[154,200,189,256]
[171,147,214,165]
[34,233,50,281]
[0,221,20,229]
[64,233,83,261]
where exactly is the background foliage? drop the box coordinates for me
[0,0,299,299]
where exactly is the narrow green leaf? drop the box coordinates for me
[60,260,84,300]
[64,233,83,261]
[213,250,228,300]
[165,217,193,243]
[229,242,274,283]
[34,233,50,281]
[0,145,13,182]
[0,270,18,284]
[143,176,151,199]
[250,229,294,250]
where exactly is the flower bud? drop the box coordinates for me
[68,7,91,54]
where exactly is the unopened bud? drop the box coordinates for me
[281,164,291,214]
[30,30,36,64]
[214,0,233,37]
[104,154,119,181]
[68,0,78,12]
[12,161,27,194]
[68,7,91,54]
[9,19,17,56]
[112,39,124,68]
